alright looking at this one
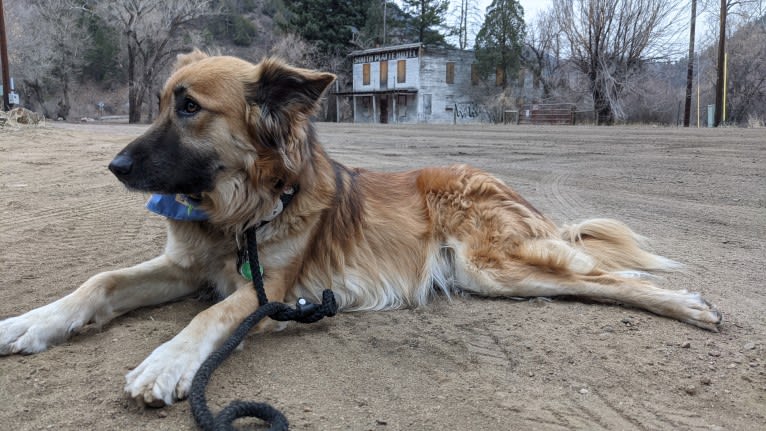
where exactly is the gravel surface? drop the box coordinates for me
[0,121,764,430]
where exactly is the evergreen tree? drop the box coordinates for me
[280,0,372,54]
[359,1,428,47]
[208,0,259,46]
[360,0,386,47]
[82,14,122,82]
[400,0,449,44]
[474,0,525,89]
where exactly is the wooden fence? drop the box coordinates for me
[514,103,578,125]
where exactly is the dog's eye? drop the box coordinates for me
[178,99,201,117]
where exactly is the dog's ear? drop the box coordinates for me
[173,49,208,72]
[247,58,336,117]
[245,58,335,174]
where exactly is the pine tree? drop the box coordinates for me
[400,0,449,44]
[279,0,372,54]
[474,0,525,89]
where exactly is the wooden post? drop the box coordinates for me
[393,94,397,123]
[714,0,727,127]
[335,80,340,122]
[683,0,697,127]
[372,94,377,124]
[0,0,11,110]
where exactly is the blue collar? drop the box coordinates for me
[145,186,298,224]
[146,194,209,221]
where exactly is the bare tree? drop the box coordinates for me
[721,5,766,123]
[623,61,687,124]
[523,10,563,101]
[96,0,212,123]
[553,0,683,124]
[9,0,90,119]
[269,33,320,68]
[6,0,47,115]
[710,0,762,125]
[448,0,482,49]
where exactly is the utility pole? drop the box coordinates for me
[714,0,728,127]
[383,1,387,45]
[0,0,12,110]
[683,0,696,127]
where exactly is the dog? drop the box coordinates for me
[0,51,722,407]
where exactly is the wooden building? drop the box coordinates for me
[339,43,483,124]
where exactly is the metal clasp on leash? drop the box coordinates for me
[294,297,318,316]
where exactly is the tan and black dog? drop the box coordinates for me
[0,51,721,407]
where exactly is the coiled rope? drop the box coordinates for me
[189,227,338,431]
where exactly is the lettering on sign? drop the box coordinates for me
[353,48,418,64]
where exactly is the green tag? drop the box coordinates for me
[239,261,263,281]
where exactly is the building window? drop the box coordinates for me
[397,60,406,83]
[446,62,455,84]
[423,94,432,115]
[363,63,370,86]
[471,64,479,86]
[380,60,388,88]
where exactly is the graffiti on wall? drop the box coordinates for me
[454,103,484,119]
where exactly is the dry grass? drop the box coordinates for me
[0,108,46,129]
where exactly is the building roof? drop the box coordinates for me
[333,89,418,96]
[349,43,422,57]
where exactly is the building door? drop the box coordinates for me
[379,95,388,123]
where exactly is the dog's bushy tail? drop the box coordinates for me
[560,218,682,273]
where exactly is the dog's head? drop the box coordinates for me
[109,50,335,206]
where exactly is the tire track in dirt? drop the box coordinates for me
[2,239,161,298]
[511,389,713,430]
[507,396,632,430]
[539,172,595,221]
[455,319,517,374]
[464,331,512,368]
[0,193,139,229]
[567,389,644,430]
[1,190,159,293]
[580,189,764,250]
[635,404,712,430]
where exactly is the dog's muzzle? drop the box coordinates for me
[109,154,133,177]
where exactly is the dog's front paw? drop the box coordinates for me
[125,335,213,407]
[676,291,723,331]
[0,304,86,355]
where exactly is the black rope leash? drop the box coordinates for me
[189,227,338,431]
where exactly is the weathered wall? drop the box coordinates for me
[350,45,480,124]
[418,48,478,124]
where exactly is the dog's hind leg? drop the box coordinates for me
[0,254,199,355]
[450,237,722,331]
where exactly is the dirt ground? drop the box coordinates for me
[0,121,764,430]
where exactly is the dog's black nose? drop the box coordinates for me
[109,154,133,176]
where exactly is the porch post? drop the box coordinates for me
[393,94,397,124]
[372,94,377,124]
